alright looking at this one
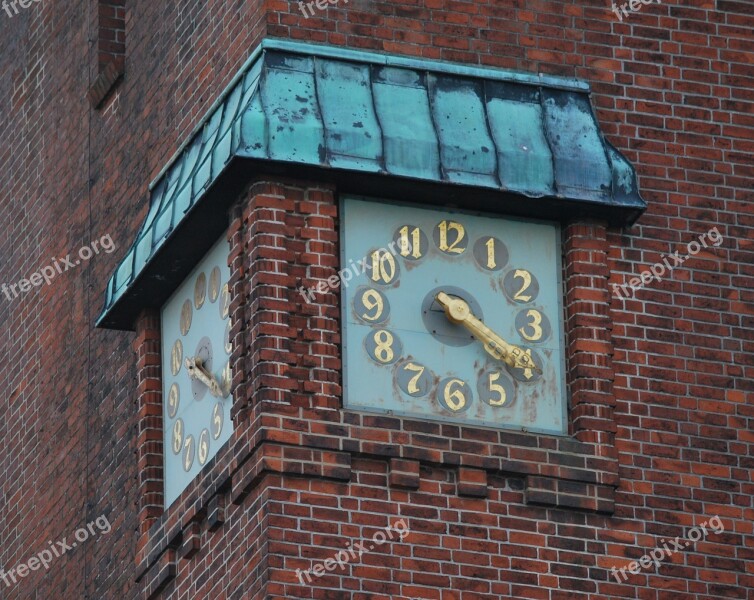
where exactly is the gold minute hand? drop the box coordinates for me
[435,292,542,374]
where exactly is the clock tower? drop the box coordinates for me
[97,40,645,599]
[0,0,747,597]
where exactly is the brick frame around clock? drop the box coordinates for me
[131,179,620,598]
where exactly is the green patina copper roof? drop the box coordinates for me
[98,38,645,329]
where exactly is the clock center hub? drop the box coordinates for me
[421,285,484,347]
[191,336,214,402]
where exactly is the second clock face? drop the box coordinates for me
[161,238,234,507]
[341,197,567,434]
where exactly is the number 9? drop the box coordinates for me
[361,289,385,322]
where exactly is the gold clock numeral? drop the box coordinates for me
[183,435,195,471]
[194,273,207,309]
[225,320,233,354]
[487,372,508,406]
[208,266,221,303]
[212,402,224,440]
[365,329,402,365]
[473,236,508,272]
[507,348,542,383]
[396,361,431,397]
[167,383,180,418]
[404,363,425,394]
[399,226,423,259]
[444,380,466,410]
[522,348,539,380]
[171,340,183,376]
[373,330,395,363]
[486,238,496,269]
[198,429,210,466]
[222,361,232,397]
[172,418,184,454]
[504,269,540,304]
[515,308,551,345]
[518,309,543,341]
[437,220,466,254]
[180,300,192,336]
[219,283,230,319]
[479,370,516,407]
[361,289,385,321]
[441,378,470,412]
[512,270,533,302]
[393,225,428,262]
[370,250,397,284]
[523,365,534,380]
[354,288,389,325]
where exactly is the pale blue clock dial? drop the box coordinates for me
[161,238,234,507]
[341,196,567,435]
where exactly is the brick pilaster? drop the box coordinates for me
[89,0,125,107]
[563,221,617,456]
[234,181,341,413]
[134,308,163,549]
[228,201,250,422]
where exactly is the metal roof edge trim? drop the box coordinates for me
[262,38,591,92]
[100,40,643,329]
[148,41,266,192]
[148,38,591,192]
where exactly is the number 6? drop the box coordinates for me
[443,379,468,411]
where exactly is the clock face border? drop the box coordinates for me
[160,237,234,508]
[339,195,569,436]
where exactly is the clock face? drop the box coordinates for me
[161,238,234,507]
[341,197,567,434]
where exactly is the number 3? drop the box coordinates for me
[518,309,543,341]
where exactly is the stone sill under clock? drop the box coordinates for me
[135,401,618,589]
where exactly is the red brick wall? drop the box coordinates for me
[0,0,751,599]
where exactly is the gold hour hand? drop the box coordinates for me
[435,292,542,374]
[184,357,224,398]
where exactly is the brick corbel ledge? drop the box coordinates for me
[133,182,620,597]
